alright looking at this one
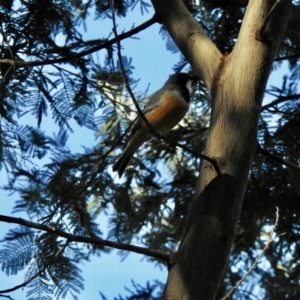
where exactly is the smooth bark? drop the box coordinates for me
[151,0,291,299]
[152,0,222,90]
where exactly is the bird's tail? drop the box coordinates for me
[113,151,133,178]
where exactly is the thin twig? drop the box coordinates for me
[220,207,285,300]
[162,135,221,174]
[0,295,14,300]
[0,16,157,69]
[261,94,300,111]
[0,214,169,263]
[84,117,136,187]
[257,144,300,172]
[0,65,13,87]
[275,54,300,61]
[0,241,69,294]
[0,25,15,87]
[109,0,156,134]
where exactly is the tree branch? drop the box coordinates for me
[0,241,69,294]
[151,0,222,90]
[162,135,221,175]
[256,0,286,40]
[257,144,300,172]
[0,295,14,300]
[0,215,169,263]
[275,54,300,61]
[261,94,300,111]
[0,16,157,69]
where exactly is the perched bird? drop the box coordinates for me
[113,73,194,178]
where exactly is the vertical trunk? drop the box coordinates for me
[151,0,291,299]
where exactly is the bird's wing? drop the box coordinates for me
[130,88,165,135]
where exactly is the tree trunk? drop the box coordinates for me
[151,0,291,299]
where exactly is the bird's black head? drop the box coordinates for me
[165,73,195,86]
[165,73,197,99]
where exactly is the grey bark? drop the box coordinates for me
[150,0,291,299]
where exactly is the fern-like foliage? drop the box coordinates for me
[0,228,35,276]
[26,276,53,300]
[0,227,86,300]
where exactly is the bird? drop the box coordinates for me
[113,72,194,178]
